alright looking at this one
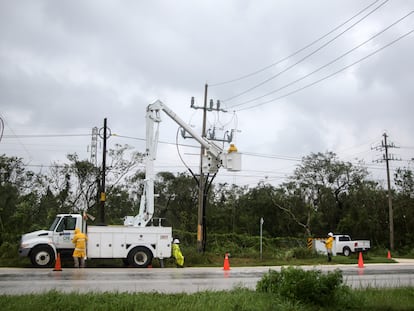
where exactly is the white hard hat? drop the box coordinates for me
[328,232,334,237]
[173,239,180,244]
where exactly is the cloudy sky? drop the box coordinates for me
[1,0,413,188]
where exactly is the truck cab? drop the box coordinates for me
[19,214,82,267]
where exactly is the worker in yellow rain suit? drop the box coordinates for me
[172,239,184,268]
[72,227,88,268]
[324,232,334,262]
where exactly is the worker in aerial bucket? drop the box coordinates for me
[172,238,184,268]
[72,227,88,268]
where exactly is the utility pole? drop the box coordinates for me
[373,133,400,251]
[190,84,231,253]
[197,84,208,253]
[98,118,111,225]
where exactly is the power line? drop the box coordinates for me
[209,0,383,87]
[242,152,301,162]
[221,0,389,102]
[0,115,33,160]
[236,29,414,112]
[2,133,91,138]
[229,10,414,109]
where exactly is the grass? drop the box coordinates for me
[1,287,414,311]
[354,287,414,311]
[0,250,397,269]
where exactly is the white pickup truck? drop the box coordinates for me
[313,234,371,257]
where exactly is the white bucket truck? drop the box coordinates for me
[19,213,171,268]
[19,100,241,267]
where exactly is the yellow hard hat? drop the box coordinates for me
[227,144,238,153]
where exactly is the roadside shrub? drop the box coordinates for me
[291,247,319,259]
[0,242,17,258]
[256,266,353,308]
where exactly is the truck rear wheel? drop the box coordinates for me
[30,246,54,267]
[127,247,153,268]
[343,246,351,257]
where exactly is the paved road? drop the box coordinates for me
[1,260,413,295]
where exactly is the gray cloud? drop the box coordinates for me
[1,0,412,186]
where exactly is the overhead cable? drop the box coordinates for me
[2,133,91,138]
[222,0,389,102]
[209,0,382,87]
[236,29,414,112]
[230,10,414,109]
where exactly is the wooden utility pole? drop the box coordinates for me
[383,133,395,251]
[374,133,400,251]
[190,84,232,253]
[99,118,108,225]
[197,84,208,253]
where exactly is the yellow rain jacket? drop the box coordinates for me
[72,228,88,258]
[172,243,184,267]
[325,236,334,250]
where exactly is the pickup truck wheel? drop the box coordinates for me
[343,247,351,257]
[30,246,54,267]
[128,247,153,268]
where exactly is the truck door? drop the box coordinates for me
[53,216,78,249]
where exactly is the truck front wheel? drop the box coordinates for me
[127,247,153,268]
[30,246,55,267]
[343,247,351,257]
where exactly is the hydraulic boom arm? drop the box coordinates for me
[124,100,241,227]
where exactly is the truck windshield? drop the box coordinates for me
[49,217,60,231]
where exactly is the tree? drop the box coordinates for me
[151,172,199,231]
[104,185,137,225]
[338,180,388,243]
[208,182,246,233]
[394,168,414,196]
[48,154,99,213]
[271,181,314,237]
[393,168,414,248]
[274,152,368,237]
[0,155,46,246]
[47,144,143,221]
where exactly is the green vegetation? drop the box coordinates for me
[1,151,414,267]
[257,267,357,309]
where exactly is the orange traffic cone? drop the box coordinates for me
[358,252,364,268]
[53,253,62,271]
[387,250,392,259]
[223,253,230,271]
